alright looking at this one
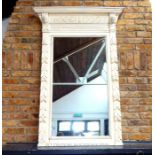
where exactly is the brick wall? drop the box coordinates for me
[2,0,152,144]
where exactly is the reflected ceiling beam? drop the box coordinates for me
[85,41,106,78]
[62,56,80,82]
[54,38,105,64]
[87,70,99,79]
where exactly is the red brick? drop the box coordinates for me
[145,7,152,13]
[135,20,151,25]
[139,112,152,119]
[134,51,140,69]
[121,91,150,98]
[61,0,82,6]
[12,71,32,77]
[148,77,152,84]
[20,120,38,127]
[121,105,128,112]
[139,127,152,133]
[16,1,34,6]
[121,98,139,105]
[136,44,152,50]
[138,1,151,6]
[14,6,34,13]
[127,52,134,69]
[3,78,21,84]
[117,19,134,25]
[12,43,32,50]
[13,51,21,70]
[119,70,137,77]
[137,32,152,38]
[117,32,136,38]
[118,44,135,50]
[15,135,28,143]
[3,120,18,127]
[147,56,152,70]
[123,13,144,19]
[128,133,151,140]
[122,127,139,133]
[6,51,13,70]
[146,25,152,32]
[120,84,137,91]
[21,51,34,69]
[84,0,104,6]
[128,119,151,126]
[33,52,41,70]
[6,128,25,134]
[144,38,152,44]
[3,84,40,91]
[120,52,126,69]
[137,70,152,77]
[124,7,145,13]
[104,1,121,6]
[6,31,41,37]
[8,98,38,105]
[2,52,6,69]
[18,105,39,113]
[139,98,152,105]
[2,91,39,98]
[122,113,139,119]
[140,52,147,69]
[26,127,38,134]
[137,84,152,91]
[20,77,40,84]
[27,135,38,142]
[144,13,152,20]
[126,25,145,31]
[119,77,127,84]
[122,133,128,140]
[9,113,29,120]
[123,1,137,6]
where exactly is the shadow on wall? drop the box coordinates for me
[2,0,18,39]
[2,18,9,39]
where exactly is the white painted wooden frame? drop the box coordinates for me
[33,6,124,148]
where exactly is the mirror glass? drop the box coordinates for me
[52,37,109,137]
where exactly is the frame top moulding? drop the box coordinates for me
[33,6,124,14]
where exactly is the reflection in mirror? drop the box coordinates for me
[52,37,109,137]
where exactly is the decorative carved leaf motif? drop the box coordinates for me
[111,63,118,71]
[112,70,119,80]
[49,15,109,24]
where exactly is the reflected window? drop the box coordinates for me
[87,121,99,132]
[59,121,71,131]
[57,120,101,137]
[72,122,85,133]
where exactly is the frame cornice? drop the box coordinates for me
[34,6,124,14]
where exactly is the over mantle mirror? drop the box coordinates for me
[33,6,124,147]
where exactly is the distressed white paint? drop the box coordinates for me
[33,6,124,148]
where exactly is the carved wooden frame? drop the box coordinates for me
[33,6,124,148]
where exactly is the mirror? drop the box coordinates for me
[52,37,109,137]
